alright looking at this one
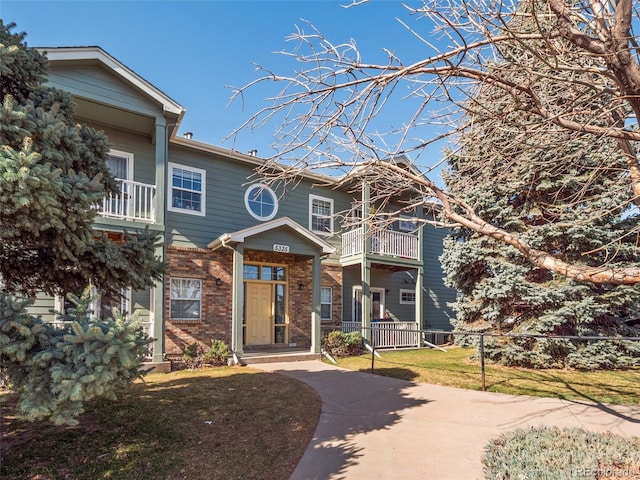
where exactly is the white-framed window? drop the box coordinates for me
[321,287,332,321]
[399,289,416,305]
[343,202,362,230]
[398,214,417,232]
[101,150,135,219]
[107,149,134,181]
[245,183,278,221]
[54,290,96,320]
[168,163,206,216]
[309,194,333,235]
[54,288,131,320]
[98,288,132,318]
[170,278,202,320]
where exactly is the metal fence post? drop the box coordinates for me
[479,334,486,391]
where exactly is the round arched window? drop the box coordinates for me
[244,184,278,221]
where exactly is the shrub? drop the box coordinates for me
[179,339,229,369]
[202,339,230,366]
[323,331,363,358]
[179,342,204,369]
[483,426,640,480]
[183,342,201,361]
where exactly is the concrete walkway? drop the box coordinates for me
[254,360,640,480]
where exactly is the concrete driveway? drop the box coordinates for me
[254,360,640,480]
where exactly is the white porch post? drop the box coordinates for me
[415,201,424,344]
[150,260,165,363]
[415,266,424,346]
[150,118,167,363]
[311,254,322,354]
[361,182,371,341]
[154,118,167,226]
[231,244,244,354]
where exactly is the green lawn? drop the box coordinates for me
[1,367,320,480]
[333,346,640,405]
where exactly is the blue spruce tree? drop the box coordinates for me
[440,5,640,369]
[0,21,164,424]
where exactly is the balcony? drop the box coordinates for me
[98,178,156,223]
[341,227,419,260]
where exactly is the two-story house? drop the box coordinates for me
[34,46,455,370]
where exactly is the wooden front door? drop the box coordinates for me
[246,282,273,345]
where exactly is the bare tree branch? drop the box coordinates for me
[230,0,640,284]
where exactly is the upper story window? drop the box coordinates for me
[106,150,134,180]
[399,289,416,305]
[398,213,417,232]
[245,184,278,221]
[309,194,333,235]
[343,202,362,231]
[168,163,206,216]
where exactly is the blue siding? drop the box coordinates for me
[422,225,456,330]
[47,65,160,117]
[166,144,351,253]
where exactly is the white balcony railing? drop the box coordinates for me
[341,227,419,260]
[98,178,156,223]
[343,321,421,348]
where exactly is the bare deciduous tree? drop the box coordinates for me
[230,0,640,284]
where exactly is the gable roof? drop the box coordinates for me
[337,154,424,184]
[39,46,185,118]
[208,216,336,255]
[41,46,428,193]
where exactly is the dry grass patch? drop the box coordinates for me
[1,367,320,480]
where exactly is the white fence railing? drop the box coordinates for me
[341,228,363,257]
[99,178,156,223]
[343,321,421,348]
[341,227,419,260]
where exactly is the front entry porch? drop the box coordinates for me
[208,216,336,359]
[239,347,321,365]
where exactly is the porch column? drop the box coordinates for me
[361,182,371,341]
[154,118,167,226]
[361,260,371,341]
[415,202,424,334]
[151,118,167,363]
[310,254,322,354]
[415,265,424,345]
[231,244,244,354]
[150,243,165,363]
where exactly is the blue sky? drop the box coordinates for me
[1,0,446,167]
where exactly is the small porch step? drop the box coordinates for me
[238,350,321,365]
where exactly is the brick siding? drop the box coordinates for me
[164,246,340,357]
[165,246,233,356]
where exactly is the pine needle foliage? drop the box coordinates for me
[0,291,150,425]
[440,2,640,369]
[0,21,163,424]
